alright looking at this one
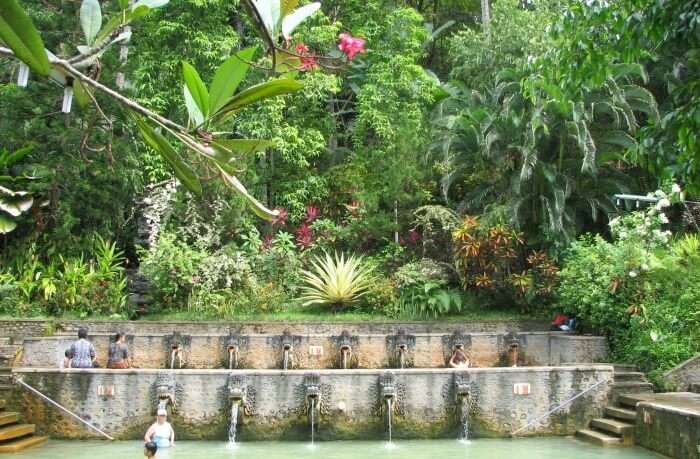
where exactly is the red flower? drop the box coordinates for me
[408,229,420,244]
[338,33,367,61]
[296,43,310,54]
[295,223,314,248]
[272,208,288,226]
[261,234,273,251]
[305,206,319,223]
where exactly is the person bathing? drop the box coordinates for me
[449,344,470,368]
[69,327,97,368]
[144,409,175,448]
[107,332,131,369]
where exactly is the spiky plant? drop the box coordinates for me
[299,252,374,309]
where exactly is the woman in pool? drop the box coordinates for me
[144,409,175,448]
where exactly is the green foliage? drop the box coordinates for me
[559,187,699,383]
[393,258,463,318]
[299,251,375,308]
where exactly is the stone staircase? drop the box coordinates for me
[576,364,653,446]
[0,338,20,393]
[0,399,47,453]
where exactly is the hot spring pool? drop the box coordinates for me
[11,438,664,458]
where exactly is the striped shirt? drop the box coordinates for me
[69,339,96,368]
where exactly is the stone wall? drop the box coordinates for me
[18,332,608,369]
[634,393,700,459]
[664,353,700,391]
[11,366,613,440]
[0,319,552,343]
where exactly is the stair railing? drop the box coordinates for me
[14,377,114,440]
[510,377,610,437]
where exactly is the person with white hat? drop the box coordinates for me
[144,408,175,448]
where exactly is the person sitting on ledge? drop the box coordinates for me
[449,345,470,368]
[144,409,175,448]
[69,327,96,369]
[60,349,71,369]
[107,332,130,369]
[143,441,158,458]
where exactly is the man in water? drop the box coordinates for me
[143,441,158,458]
[69,328,97,368]
[144,409,175,448]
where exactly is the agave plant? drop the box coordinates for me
[299,252,374,309]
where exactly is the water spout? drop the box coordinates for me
[456,383,471,440]
[398,344,407,369]
[229,401,240,444]
[228,345,239,370]
[386,397,393,444]
[340,345,351,369]
[509,343,519,368]
[283,344,292,370]
[310,397,316,445]
[169,345,181,369]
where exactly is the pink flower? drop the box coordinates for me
[300,54,319,71]
[272,208,288,227]
[305,206,319,223]
[295,223,314,248]
[296,43,309,54]
[338,33,366,61]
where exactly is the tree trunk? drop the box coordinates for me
[481,0,491,38]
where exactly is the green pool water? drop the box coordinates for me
[12,438,665,458]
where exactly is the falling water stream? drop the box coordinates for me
[228,348,237,370]
[386,398,393,444]
[170,349,178,369]
[341,350,348,369]
[459,397,470,441]
[310,399,316,446]
[399,351,405,369]
[229,403,239,445]
[283,350,289,370]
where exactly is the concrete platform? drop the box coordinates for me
[633,392,700,459]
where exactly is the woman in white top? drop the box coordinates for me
[144,409,175,448]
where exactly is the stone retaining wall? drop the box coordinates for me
[664,353,700,391]
[18,332,608,369]
[634,393,700,459]
[11,366,613,441]
[0,319,552,342]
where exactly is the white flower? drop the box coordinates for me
[629,271,638,278]
[659,213,669,224]
[641,263,649,271]
[672,183,681,194]
[656,198,671,209]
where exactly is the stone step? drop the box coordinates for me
[0,424,34,441]
[605,406,637,422]
[612,364,638,372]
[576,428,623,446]
[0,412,19,427]
[612,381,654,394]
[614,372,646,383]
[617,393,654,409]
[590,418,634,437]
[0,435,48,453]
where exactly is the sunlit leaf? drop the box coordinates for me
[211,78,303,123]
[0,0,50,75]
[80,0,102,45]
[134,117,202,195]
[0,215,17,234]
[208,47,257,114]
[217,165,277,220]
[281,2,321,39]
[183,85,205,126]
[181,61,209,119]
[132,0,170,9]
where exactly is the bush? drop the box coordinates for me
[394,258,463,318]
[358,277,399,316]
[558,187,700,384]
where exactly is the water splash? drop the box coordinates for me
[228,402,239,445]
